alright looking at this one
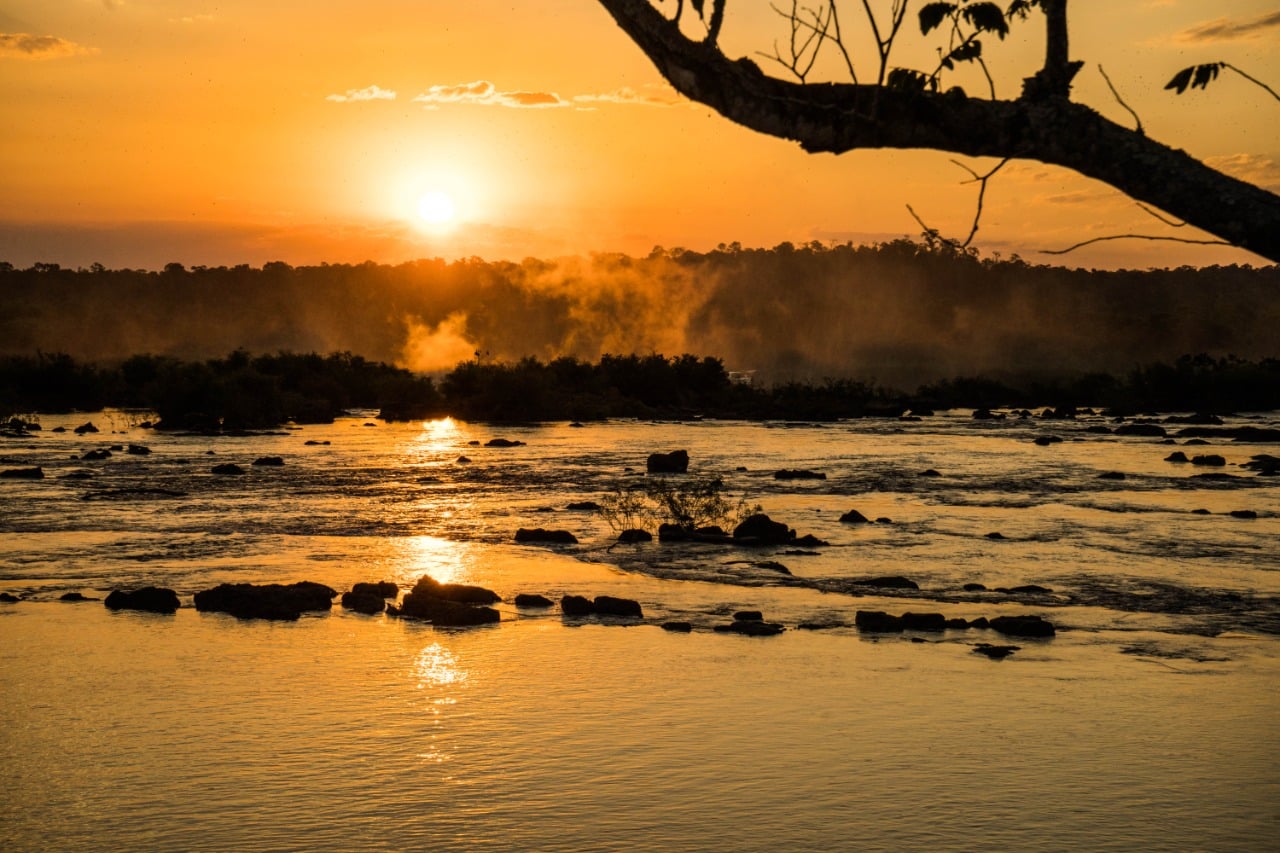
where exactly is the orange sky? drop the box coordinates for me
[1,1,1277,269]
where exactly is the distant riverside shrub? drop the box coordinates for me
[599,474,762,534]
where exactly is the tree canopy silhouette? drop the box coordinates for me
[593,0,1280,263]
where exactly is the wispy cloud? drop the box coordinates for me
[0,32,95,60]
[412,80,567,109]
[1175,10,1280,42]
[326,85,397,103]
[412,80,680,110]
[171,14,216,25]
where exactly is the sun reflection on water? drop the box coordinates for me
[415,642,467,689]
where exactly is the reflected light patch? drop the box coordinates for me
[415,642,467,688]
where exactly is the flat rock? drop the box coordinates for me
[194,581,336,621]
[515,528,578,544]
[105,586,180,614]
[851,575,919,590]
[409,575,500,605]
[990,614,1056,638]
[593,595,643,618]
[1,466,43,479]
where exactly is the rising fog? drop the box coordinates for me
[3,242,1277,390]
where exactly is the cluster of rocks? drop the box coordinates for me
[854,610,1053,636]
[388,576,501,626]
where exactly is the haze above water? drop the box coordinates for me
[2,411,1277,851]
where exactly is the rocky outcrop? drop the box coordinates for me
[646,449,689,473]
[566,501,601,511]
[989,615,1056,638]
[661,621,693,632]
[1191,454,1226,467]
[194,581,336,621]
[973,643,1020,659]
[618,528,653,543]
[850,576,919,590]
[854,610,904,632]
[732,513,794,545]
[514,593,554,608]
[558,594,644,619]
[773,469,826,480]
[252,456,285,466]
[1,466,43,479]
[714,620,785,636]
[515,528,579,544]
[1115,423,1167,437]
[211,463,245,475]
[560,595,595,617]
[839,509,870,523]
[341,590,386,614]
[105,586,181,614]
[351,581,398,599]
[593,596,644,618]
[408,575,499,605]
[485,438,526,447]
[395,595,499,626]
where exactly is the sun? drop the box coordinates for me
[417,190,457,225]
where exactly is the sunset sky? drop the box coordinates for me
[2,0,1277,270]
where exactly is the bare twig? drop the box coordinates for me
[861,0,908,86]
[1041,234,1233,255]
[951,157,1011,247]
[1135,202,1186,228]
[1098,65,1144,134]
[1224,62,1280,102]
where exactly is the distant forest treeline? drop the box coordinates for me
[2,240,1277,389]
[3,350,1279,428]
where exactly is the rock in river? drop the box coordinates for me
[194,581,337,621]
[105,586,180,614]
[646,449,689,473]
[515,528,579,545]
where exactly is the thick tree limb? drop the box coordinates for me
[595,0,1280,263]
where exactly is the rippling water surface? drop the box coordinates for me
[2,411,1278,851]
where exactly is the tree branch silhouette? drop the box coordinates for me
[593,0,1280,262]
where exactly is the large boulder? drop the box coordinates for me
[593,595,643,618]
[1115,423,1167,437]
[732,513,794,545]
[341,590,386,614]
[105,586,180,614]
[989,614,1056,638]
[194,581,337,621]
[409,575,499,605]
[900,612,947,632]
[515,528,579,545]
[855,611,903,632]
[514,593,554,608]
[646,450,689,473]
[1,467,44,479]
[397,594,499,626]
[351,581,399,599]
[839,509,870,524]
[560,594,595,617]
[618,528,653,543]
[714,620,785,636]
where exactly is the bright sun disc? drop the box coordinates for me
[417,190,456,224]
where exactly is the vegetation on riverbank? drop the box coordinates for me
[3,350,1279,429]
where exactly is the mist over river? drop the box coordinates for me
[2,411,1278,851]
